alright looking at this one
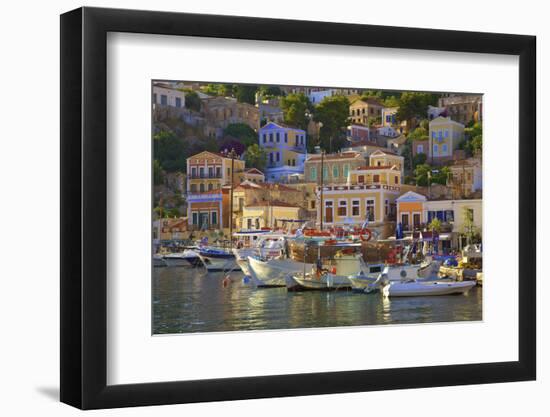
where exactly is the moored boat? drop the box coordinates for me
[382,280,476,297]
[153,253,167,267]
[197,247,237,272]
[247,256,313,288]
[163,249,201,267]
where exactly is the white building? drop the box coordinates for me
[308,89,336,105]
[153,83,186,108]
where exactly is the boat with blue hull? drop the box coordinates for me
[197,247,237,272]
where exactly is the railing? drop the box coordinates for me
[188,173,223,179]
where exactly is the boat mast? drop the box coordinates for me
[229,148,236,249]
[320,150,324,231]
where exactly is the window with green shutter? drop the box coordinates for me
[343,164,350,178]
[310,166,317,181]
[333,165,339,178]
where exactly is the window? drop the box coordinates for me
[199,183,205,192]
[227,167,230,176]
[352,199,360,216]
[192,212,198,225]
[211,211,217,225]
[247,218,252,229]
[385,199,389,216]
[444,129,449,138]
[216,167,221,177]
[358,175,364,183]
[191,167,197,178]
[199,167,205,178]
[269,133,273,142]
[442,144,448,154]
[373,174,380,183]
[332,165,339,178]
[284,133,288,142]
[311,200,316,209]
[433,144,439,155]
[208,167,214,177]
[417,144,424,153]
[394,175,399,184]
[276,152,280,162]
[276,132,280,142]
[338,200,347,217]
[208,183,213,191]
[160,94,167,105]
[343,164,350,178]
[323,166,329,180]
[432,131,436,139]
[438,130,443,139]
[263,134,266,143]
[175,97,182,108]
[366,199,375,221]
[190,184,197,192]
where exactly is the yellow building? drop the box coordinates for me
[304,151,365,185]
[369,149,404,180]
[239,168,265,183]
[186,150,245,230]
[428,116,465,163]
[349,98,384,124]
[242,201,304,230]
[316,165,401,234]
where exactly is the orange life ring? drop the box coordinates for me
[359,229,372,242]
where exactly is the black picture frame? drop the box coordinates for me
[60,6,536,410]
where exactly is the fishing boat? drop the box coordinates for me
[287,251,366,291]
[247,256,313,288]
[197,247,237,272]
[347,259,441,290]
[163,249,201,267]
[382,280,476,297]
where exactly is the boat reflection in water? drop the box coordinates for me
[153,266,482,334]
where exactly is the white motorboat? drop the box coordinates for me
[382,280,476,297]
[197,247,237,272]
[247,256,313,288]
[153,253,167,267]
[163,249,201,267]
[348,260,441,290]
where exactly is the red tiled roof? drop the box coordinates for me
[347,140,384,148]
[245,168,264,175]
[246,200,300,208]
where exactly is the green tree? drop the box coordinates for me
[223,123,257,147]
[396,92,440,124]
[408,126,429,141]
[428,218,442,232]
[244,144,267,171]
[280,93,312,130]
[464,122,483,156]
[258,85,284,99]
[183,90,201,112]
[153,130,187,172]
[383,95,400,107]
[412,152,427,168]
[153,159,164,185]
[313,95,350,153]
[234,84,258,104]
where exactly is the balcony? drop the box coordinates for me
[188,173,223,179]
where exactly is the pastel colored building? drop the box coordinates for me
[349,99,384,124]
[428,116,465,163]
[412,140,429,157]
[239,168,265,183]
[347,124,370,142]
[186,150,245,230]
[342,140,389,159]
[369,149,405,180]
[259,122,307,182]
[316,165,402,233]
[241,201,305,230]
[396,191,482,250]
[153,83,186,108]
[396,191,427,231]
[308,89,337,105]
[304,151,365,185]
[438,95,482,125]
[447,158,482,198]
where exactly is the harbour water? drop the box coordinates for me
[153,266,482,335]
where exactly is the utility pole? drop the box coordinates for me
[320,150,325,231]
[228,148,237,248]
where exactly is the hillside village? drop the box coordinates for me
[153,82,483,254]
